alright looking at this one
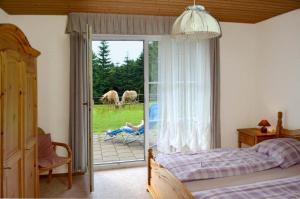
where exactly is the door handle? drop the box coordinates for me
[82,102,88,106]
[4,167,11,170]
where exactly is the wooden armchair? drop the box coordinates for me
[38,127,72,189]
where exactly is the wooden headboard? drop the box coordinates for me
[276,111,300,141]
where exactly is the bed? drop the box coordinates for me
[147,112,300,199]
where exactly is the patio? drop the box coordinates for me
[93,133,145,164]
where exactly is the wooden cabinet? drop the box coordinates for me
[0,24,40,198]
[237,128,276,147]
[237,128,300,148]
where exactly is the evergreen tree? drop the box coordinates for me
[92,51,101,100]
[93,41,113,102]
[97,40,112,69]
[135,52,144,99]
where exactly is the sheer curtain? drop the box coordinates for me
[157,37,211,153]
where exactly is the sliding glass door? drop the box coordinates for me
[147,41,159,152]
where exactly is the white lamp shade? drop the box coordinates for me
[172,5,221,39]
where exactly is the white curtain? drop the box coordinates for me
[157,37,211,153]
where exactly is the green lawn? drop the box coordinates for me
[93,103,144,134]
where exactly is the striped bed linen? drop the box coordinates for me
[193,175,300,199]
[155,148,279,182]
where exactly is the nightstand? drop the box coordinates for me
[237,128,277,148]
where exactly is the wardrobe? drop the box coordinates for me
[0,24,40,198]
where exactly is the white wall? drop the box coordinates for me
[255,9,300,129]
[9,15,70,145]
[0,8,70,173]
[219,22,259,147]
[218,9,300,147]
[0,8,9,23]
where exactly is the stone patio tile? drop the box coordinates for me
[115,144,129,148]
[101,152,117,156]
[116,149,131,154]
[119,156,136,161]
[93,155,103,160]
[129,147,144,152]
[101,144,115,148]
[115,147,129,150]
[102,151,118,157]
[130,150,143,154]
[101,145,115,148]
[94,160,104,164]
[93,133,148,163]
[127,142,141,146]
[101,148,115,152]
[102,156,119,162]
[101,148,116,153]
[101,145,115,149]
[134,154,144,158]
[93,156,102,161]
[100,141,114,145]
[117,152,133,158]
[94,151,102,155]
[132,153,144,157]
[93,155,102,159]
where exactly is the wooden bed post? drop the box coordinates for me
[276,111,283,136]
[148,148,153,186]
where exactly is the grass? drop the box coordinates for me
[93,103,144,134]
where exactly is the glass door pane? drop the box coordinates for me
[148,41,159,152]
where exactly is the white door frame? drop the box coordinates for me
[92,34,162,170]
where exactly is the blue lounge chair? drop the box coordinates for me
[104,104,158,144]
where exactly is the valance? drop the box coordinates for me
[66,13,176,35]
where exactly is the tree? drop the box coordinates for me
[97,40,112,69]
[148,41,158,102]
[93,41,113,101]
[92,51,101,100]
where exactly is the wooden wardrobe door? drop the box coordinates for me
[1,50,24,198]
[23,69,38,198]
[0,51,3,198]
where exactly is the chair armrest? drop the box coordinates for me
[52,142,72,158]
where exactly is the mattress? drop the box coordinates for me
[184,163,300,192]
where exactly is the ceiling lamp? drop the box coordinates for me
[172,1,221,39]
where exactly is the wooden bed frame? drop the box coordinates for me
[147,112,300,199]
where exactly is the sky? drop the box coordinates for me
[92,41,143,65]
